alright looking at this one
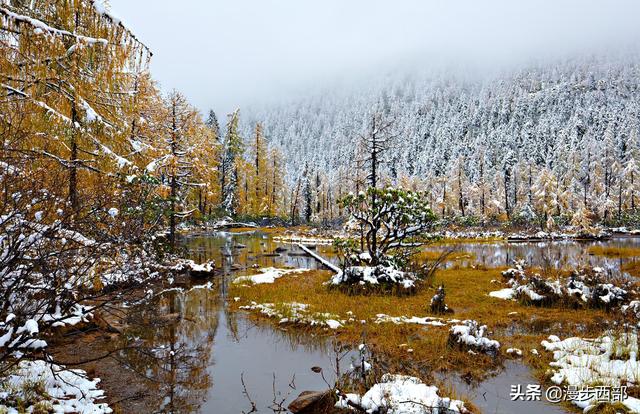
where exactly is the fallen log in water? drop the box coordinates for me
[295,243,342,278]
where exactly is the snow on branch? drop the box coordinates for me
[0,6,108,45]
[90,0,152,57]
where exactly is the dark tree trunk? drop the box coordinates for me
[69,101,79,212]
[528,163,532,205]
[504,170,511,219]
[458,165,465,217]
[369,115,378,264]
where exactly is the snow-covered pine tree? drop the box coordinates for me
[220,110,243,215]
[206,110,221,142]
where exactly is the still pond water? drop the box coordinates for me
[119,230,640,413]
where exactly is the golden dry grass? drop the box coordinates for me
[229,265,613,384]
[622,261,640,277]
[587,245,640,258]
[411,250,476,262]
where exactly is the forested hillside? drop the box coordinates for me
[245,54,640,225]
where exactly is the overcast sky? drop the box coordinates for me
[110,0,640,117]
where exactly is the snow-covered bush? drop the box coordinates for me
[0,200,161,375]
[622,301,640,322]
[333,187,437,291]
[339,188,436,265]
[448,320,500,356]
[332,264,419,291]
[495,261,630,309]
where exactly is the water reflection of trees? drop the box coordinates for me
[183,232,340,276]
[430,238,640,271]
[118,287,219,413]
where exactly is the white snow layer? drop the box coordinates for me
[0,360,111,413]
[449,320,500,354]
[239,301,343,329]
[374,314,447,327]
[542,333,640,412]
[233,267,310,285]
[336,374,468,413]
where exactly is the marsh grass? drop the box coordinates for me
[229,264,616,386]
[587,246,640,258]
[622,261,640,277]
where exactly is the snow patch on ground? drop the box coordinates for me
[331,265,417,289]
[488,288,516,300]
[506,348,523,357]
[449,320,500,355]
[374,314,447,327]
[233,267,310,285]
[239,301,343,329]
[491,262,628,308]
[0,360,111,413]
[541,333,640,412]
[336,374,468,413]
[172,259,215,274]
[41,303,94,327]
